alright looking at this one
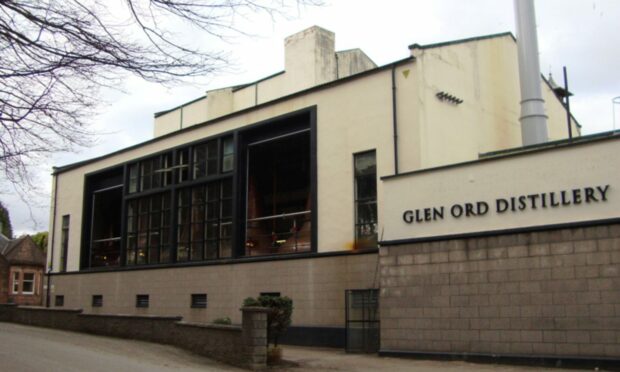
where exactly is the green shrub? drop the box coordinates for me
[243,295,293,347]
[212,317,232,325]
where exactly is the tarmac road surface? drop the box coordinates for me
[0,322,581,371]
[0,322,244,372]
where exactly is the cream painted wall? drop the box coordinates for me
[412,37,522,170]
[152,27,377,137]
[49,33,583,273]
[544,85,581,141]
[412,35,579,170]
[182,96,208,128]
[153,109,182,137]
[336,49,376,79]
[50,170,87,272]
[49,65,410,272]
[382,136,620,242]
[232,85,256,111]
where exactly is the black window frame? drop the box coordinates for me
[353,150,378,249]
[190,293,207,308]
[60,215,70,272]
[92,295,103,307]
[125,192,172,266]
[136,294,150,308]
[55,295,64,307]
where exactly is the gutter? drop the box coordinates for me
[391,65,399,175]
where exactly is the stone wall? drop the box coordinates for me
[0,305,268,369]
[380,223,620,360]
[0,257,8,304]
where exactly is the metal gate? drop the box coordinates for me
[345,289,379,353]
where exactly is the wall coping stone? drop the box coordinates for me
[17,306,82,313]
[176,321,242,332]
[240,306,271,313]
[78,313,182,320]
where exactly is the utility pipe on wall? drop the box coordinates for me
[514,0,548,146]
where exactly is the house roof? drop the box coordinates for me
[1,235,46,267]
[0,232,9,254]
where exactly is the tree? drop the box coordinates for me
[0,0,320,190]
[0,200,14,238]
[31,231,48,252]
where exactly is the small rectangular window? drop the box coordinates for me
[60,215,70,272]
[12,272,19,294]
[22,273,35,294]
[177,148,190,183]
[221,136,234,172]
[55,295,65,307]
[136,294,149,308]
[191,294,207,308]
[128,163,138,193]
[92,295,103,307]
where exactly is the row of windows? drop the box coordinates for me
[77,119,375,270]
[54,294,208,309]
[127,137,233,194]
[66,148,375,270]
[67,159,375,271]
[84,134,236,269]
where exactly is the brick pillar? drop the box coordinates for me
[241,306,269,370]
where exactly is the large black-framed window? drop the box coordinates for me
[81,166,124,269]
[244,130,312,256]
[354,150,377,249]
[176,178,232,262]
[123,136,233,267]
[81,107,317,270]
[126,192,172,266]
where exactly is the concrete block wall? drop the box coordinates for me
[380,223,620,359]
[0,305,270,369]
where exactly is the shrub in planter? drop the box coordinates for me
[243,295,293,347]
[212,317,232,325]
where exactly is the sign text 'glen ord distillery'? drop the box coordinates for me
[403,185,610,224]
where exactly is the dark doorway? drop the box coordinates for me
[345,289,379,353]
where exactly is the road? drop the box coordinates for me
[0,322,244,372]
[0,322,582,372]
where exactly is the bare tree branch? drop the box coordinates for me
[0,0,322,203]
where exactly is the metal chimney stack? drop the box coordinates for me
[514,0,548,146]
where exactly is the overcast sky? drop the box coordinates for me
[3,0,620,235]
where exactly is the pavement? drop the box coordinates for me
[278,346,571,372]
[0,322,585,371]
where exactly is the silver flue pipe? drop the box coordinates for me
[514,0,548,146]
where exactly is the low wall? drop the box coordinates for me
[0,304,268,369]
[380,222,620,362]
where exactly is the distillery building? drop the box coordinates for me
[43,26,620,362]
